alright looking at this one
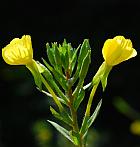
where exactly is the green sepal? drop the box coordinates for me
[79,50,91,80]
[46,43,56,66]
[73,88,85,110]
[100,64,112,91]
[47,120,74,143]
[26,60,42,90]
[50,106,72,126]
[92,62,112,91]
[92,62,105,85]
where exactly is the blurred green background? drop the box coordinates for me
[0,0,140,147]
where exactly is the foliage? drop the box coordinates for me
[2,35,137,147]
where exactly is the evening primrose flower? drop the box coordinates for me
[102,36,137,66]
[2,35,33,65]
[2,35,45,90]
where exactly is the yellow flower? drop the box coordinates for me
[2,35,33,65]
[102,36,137,66]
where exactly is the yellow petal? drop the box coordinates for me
[102,36,137,66]
[2,35,33,65]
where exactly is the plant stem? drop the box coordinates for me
[85,81,100,116]
[40,75,63,112]
[66,70,84,147]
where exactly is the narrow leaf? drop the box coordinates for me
[70,45,80,74]
[69,130,81,146]
[78,39,90,66]
[36,61,53,81]
[46,43,56,66]
[42,58,67,90]
[87,99,102,128]
[47,120,73,143]
[72,39,91,85]
[73,88,85,110]
[54,42,62,72]
[50,106,72,125]
[80,116,89,135]
[79,50,91,80]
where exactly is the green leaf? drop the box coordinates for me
[47,120,74,143]
[36,61,53,81]
[72,79,84,99]
[64,47,69,71]
[79,50,91,80]
[46,43,56,66]
[38,89,67,105]
[80,116,89,135]
[60,40,69,72]
[80,99,102,136]
[72,50,91,98]
[54,42,62,72]
[50,106,62,120]
[87,99,102,128]
[78,39,90,67]
[42,58,67,90]
[72,39,91,85]
[69,131,81,146]
[68,43,73,58]
[82,130,88,146]
[51,80,69,105]
[36,61,69,104]
[42,58,53,72]
[73,88,85,110]
[50,106,72,126]
[70,44,80,74]
[52,70,67,90]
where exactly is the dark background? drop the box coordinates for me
[0,0,140,147]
